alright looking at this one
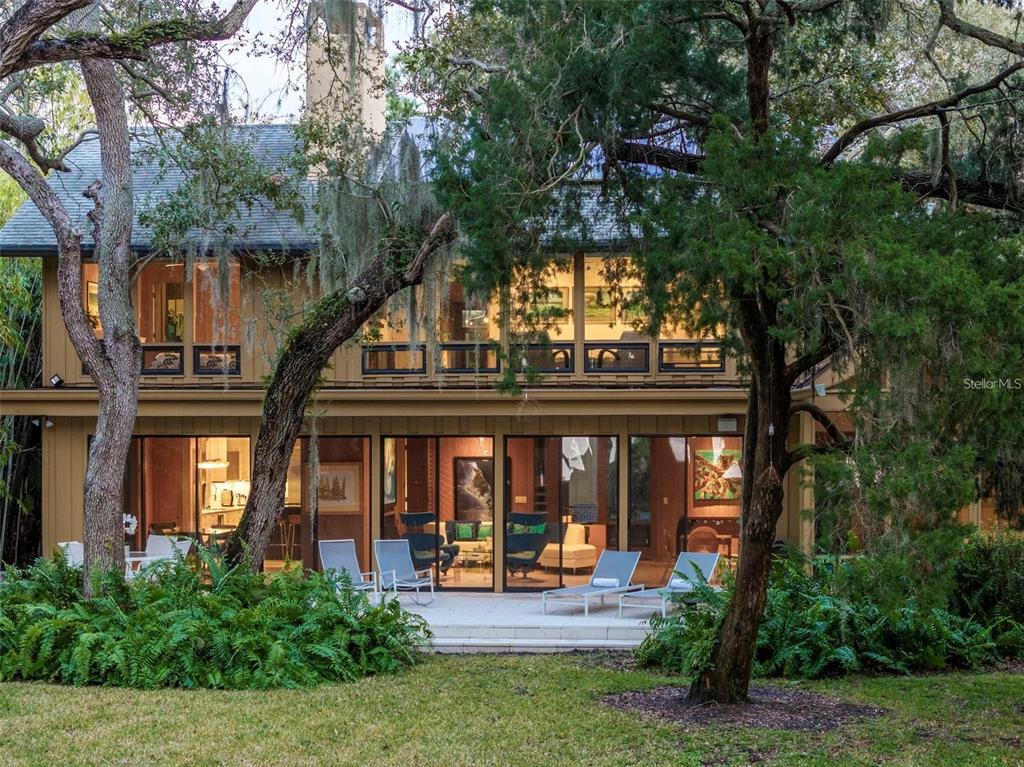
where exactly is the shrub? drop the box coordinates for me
[636,556,1018,680]
[952,532,1024,625]
[0,549,429,689]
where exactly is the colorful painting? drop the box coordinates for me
[316,462,361,514]
[531,286,570,325]
[383,439,397,505]
[694,449,743,500]
[454,457,494,522]
[584,286,616,324]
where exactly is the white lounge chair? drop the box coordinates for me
[319,538,377,593]
[542,550,643,616]
[125,534,191,579]
[57,541,84,567]
[374,539,436,605]
[617,552,721,617]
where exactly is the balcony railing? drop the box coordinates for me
[583,342,650,373]
[657,341,724,372]
[511,343,575,374]
[193,345,241,375]
[362,344,427,375]
[438,343,500,373]
[141,346,184,375]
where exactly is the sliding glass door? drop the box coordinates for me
[382,436,495,590]
[628,436,742,586]
[504,436,618,591]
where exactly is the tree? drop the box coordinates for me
[0,0,261,590]
[410,0,1024,703]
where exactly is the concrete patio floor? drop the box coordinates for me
[401,591,656,653]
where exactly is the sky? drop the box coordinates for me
[220,1,421,123]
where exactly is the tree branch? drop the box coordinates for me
[608,141,704,174]
[790,402,847,445]
[0,0,260,80]
[0,137,105,374]
[0,0,92,82]
[820,60,1024,164]
[938,0,1024,58]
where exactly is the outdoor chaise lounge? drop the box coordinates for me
[541,550,642,616]
[617,552,721,618]
[374,539,436,605]
[319,538,377,593]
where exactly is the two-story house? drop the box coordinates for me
[0,3,841,593]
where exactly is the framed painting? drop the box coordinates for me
[693,449,743,500]
[453,457,494,522]
[531,286,570,325]
[383,439,397,505]
[316,462,361,514]
[584,286,616,324]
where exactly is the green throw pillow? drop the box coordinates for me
[526,523,546,534]
[509,524,526,535]
[455,522,475,540]
[477,523,493,539]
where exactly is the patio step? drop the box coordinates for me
[425,623,650,653]
[430,636,641,654]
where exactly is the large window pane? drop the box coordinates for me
[505,436,618,591]
[688,436,742,558]
[193,259,241,344]
[628,436,740,589]
[81,262,102,338]
[382,436,494,589]
[583,256,649,372]
[510,258,575,343]
[137,262,185,344]
[363,290,424,373]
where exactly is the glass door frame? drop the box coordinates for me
[626,433,744,567]
[502,434,621,592]
[379,435,496,592]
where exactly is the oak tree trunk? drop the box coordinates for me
[225,213,455,568]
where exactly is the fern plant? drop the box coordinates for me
[0,548,429,689]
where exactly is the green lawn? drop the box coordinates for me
[1,655,1021,766]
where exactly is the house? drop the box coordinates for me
[0,2,847,592]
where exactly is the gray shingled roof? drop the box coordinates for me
[0,124,318,256]
[0,118,631,256]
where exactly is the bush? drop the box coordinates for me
[951,532,1024,655]
[0,549,429,689]
[637,556,1021,680]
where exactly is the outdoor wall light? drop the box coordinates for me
[31,418,55,428]
[814,383,827,397]
[49,373,64,388]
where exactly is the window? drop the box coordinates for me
[505,436,618,591]
[628,435,742,583]
[123,436,249,552]
[137,262,185,344]
[583,256,649,372]
[509,258,575,373]
[81,262,102,338]
[362,290,425,374]
[658,342,724,372]
[438,266,500,373]
[193,259,241,344]
[382,436,495,589]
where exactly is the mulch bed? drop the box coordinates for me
[604,684,886,732]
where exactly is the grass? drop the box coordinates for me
[0,655,1022,766]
